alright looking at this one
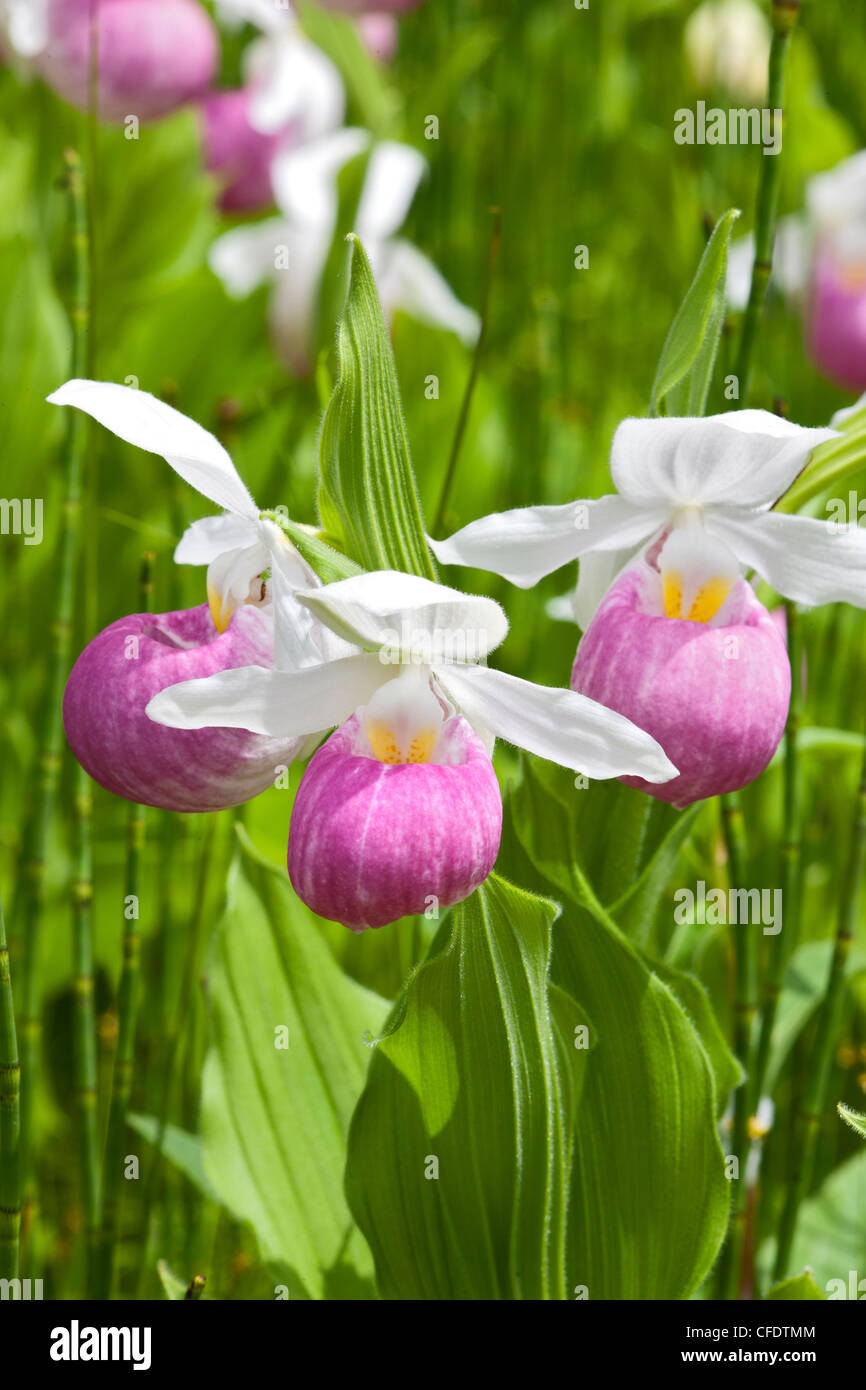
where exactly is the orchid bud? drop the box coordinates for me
[684,0,770,104]
[356,13,399,62]
[287,668,502,930]
[200,88,284,213]
[807,250,866,392]
[571,534,791,809]
[40,0,219,124]
[64,603,304,813]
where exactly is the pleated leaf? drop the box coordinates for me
[345,874,588,1300]
[650,207,740,418]
[318,234,437,580]
[200,831,390,1299]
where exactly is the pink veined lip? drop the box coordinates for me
[287,711,503,931]
[571,559,791,809]
[807,250,866,393]
[63,602,304,814]
[40,0,220,124]
[199,88,287,214]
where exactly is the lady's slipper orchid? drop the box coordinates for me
[571,529,791,808]
[727,152,866,391]
[63,603,306,813]
[209,131,480,373]
[430,410,866,806]
[200,89,286,214]
[38,0,220,124]
[684,0,770,104]
[146,570,678,928]
[213,0,347,140]
[48,378,340,812]
[430,411,858,628]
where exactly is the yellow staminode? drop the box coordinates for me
[366,720,439,765]
[659,529,739,624]
[363,668,445,766]
[208,584,234,634]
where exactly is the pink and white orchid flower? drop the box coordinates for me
[431,411,866,807]
[36,0,220,124]
[48,379,342,812]
[146,569,678,927]
[728,151,866,392]
[209,132,480,373]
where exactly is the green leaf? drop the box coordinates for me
[127,1113,221,1205]
[765,1269,826,1300]
[200,829,390,1299]
[264,514,364,585]
[500,768,731,1296]
[838,1103,866,1141]
[156,1259,190,1302]
[297,0,397,138]
[346,874,588,1300]
[759,1150,866,1294]
[318,235,438,580]
[650,207,740,418]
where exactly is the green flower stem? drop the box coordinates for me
[72,767,101,1292]
[754,602,802,1102]
[16,148,90,1247]
[734,0,800,406]
[134,816,218,1297]
[92,554,152,1300]
[0,895,20,1281]
[717,790,757,1300]
[773,740,866,1282]
[432,207,501,536]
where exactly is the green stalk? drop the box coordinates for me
[134,816,218,1297]
[717,790,757,1299]
[16,148,91,1251]
[432,207,502,536]
[92,554,152,1300]
[0,895,20,1281]
[72,767,101,1291]
[773,740,866,1282]
[734,0,800,406]
[753,602,802,1101]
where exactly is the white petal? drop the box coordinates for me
[208,219,289,299]
[207,542,269,633]
[434,661,678,783]
[213,0,285,34]
[262,520,359,671]
[831,392,866,428]
[6,0,48,55]
[726,233,756,312]
[807,150,866,232]
[611,412,838,511]
[146,654,386,737]
[545,592,579,624]
[574,545,642,628]
[47,381,257,518]
[296,570,509,659]
[174,514,260,566]
[246,32,345,139]
[377,240,480,346]
[707,508,866,608]
[356,142,426,242]
[726,218,809,311]
[266,230,331,374]
[429,496,660,588]
[271,127,370,229]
